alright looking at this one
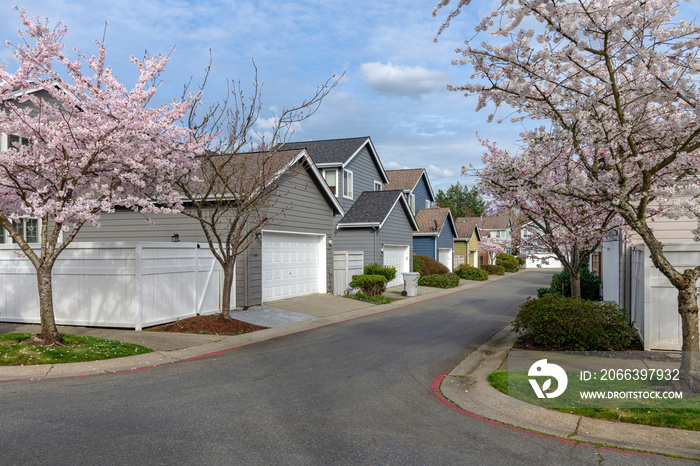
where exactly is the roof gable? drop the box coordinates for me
[278,137,389,183]
[337,190,418,230]
[454,217,482,240]
[414,207,455,236]
[384,169,436,201]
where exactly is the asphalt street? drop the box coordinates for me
[0,270,694,465]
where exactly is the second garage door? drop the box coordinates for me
[383,245,410,288]
[261,232,325,303]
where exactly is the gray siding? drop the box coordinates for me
[75,163,336,308]
[334,201,414,269]
[241,166,335,306]
[341,146,384,212]
[437,219,456,251]
[378,203,414,270]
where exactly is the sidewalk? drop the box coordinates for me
[440,325,700,459]
[2,270,698,458]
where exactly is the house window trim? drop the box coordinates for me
[343,169,354,200]
[374,181,382,192]
[1,217,41,244]
[409,193,416,215]
[322,168,339,197]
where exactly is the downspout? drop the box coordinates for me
[374,225,379,263]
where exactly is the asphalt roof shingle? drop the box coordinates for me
[384,169,425,191]
[278,137,370,165]
[338,190,406,225]
[415,207,452,234]
[454,217,480,239]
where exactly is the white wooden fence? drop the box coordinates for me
[0,242,225,330]
[333,251,364,295]
[630,244,700,350]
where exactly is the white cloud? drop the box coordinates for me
[359,62,450,99]
[426,164,455,179]
[384,161,410,170]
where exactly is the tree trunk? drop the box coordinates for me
[220,261,235,320]
[676,284,700,393]
[569,267,581,299]
[36,265,62,344]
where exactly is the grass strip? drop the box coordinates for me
[0,333,153,366]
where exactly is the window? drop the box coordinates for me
[323,169,337,196]
[343,170,353,199]
[8,134,29,149]
[10,218,39,243]
[0,227,5,244]
[409,193,415,215]
[374,181,382,191]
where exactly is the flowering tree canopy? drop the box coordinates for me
[476,139,621,297]
[0,9,201,343]
[479,236,511,265]
[435,0,700,386]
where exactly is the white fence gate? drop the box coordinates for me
[0,242,225,330]
[333,251,364,295]
[630,244,700,350]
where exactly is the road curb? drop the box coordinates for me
[440,325,700,459]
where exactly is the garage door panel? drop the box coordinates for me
[262,232,323,302]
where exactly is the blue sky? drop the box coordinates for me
[3,1,698,193]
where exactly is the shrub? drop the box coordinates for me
[511,295,633,351]
[549,265,601,301]
[480,264,505,275]
[536,287,561,298]
[349,274,387,296]
[496,252,520,272]
[349,292,391,305]
[413,254,449,276]
[364,263,397,284]
[418,273,461,288]
[456,265,489,281]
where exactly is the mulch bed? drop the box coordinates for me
[513,336,682,362]
[146,315,268,336]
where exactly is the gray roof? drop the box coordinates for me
[278,137,371,165]
[338,190,418,230]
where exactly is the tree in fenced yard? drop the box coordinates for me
[177,63,342,319]
[476,140,621,298]
[0,9,201,345]
[479,237,510,266]
[434,0,700,389]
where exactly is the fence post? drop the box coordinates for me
[194,243,199,315]
[134,244,143,331]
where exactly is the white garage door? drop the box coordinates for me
[383,245,410,288]
[438,248,453,272]
[262,232,325,302]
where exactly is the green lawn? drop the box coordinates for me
[489,370,700,431]
[0,333,152,366]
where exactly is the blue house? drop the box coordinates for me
[384,169,435,216]
[413,207,457,271]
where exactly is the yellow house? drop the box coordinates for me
[453,217,481,268]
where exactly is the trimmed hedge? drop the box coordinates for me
[413,254,449,276]
[349,274,387,296]
[512,295,633,351]
[418,273,461,288]
[480,264,505,275]
[456,264,489,281]
[496,252,520,272]
[364,263,397,284]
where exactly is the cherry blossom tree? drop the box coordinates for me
[434,0,700,387]
[479,236,511,265]
[476,140,620,298]
[0,10,201,344]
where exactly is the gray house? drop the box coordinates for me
[75,148,344,307]
[280,137,417,288]
[335,190,419,287]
